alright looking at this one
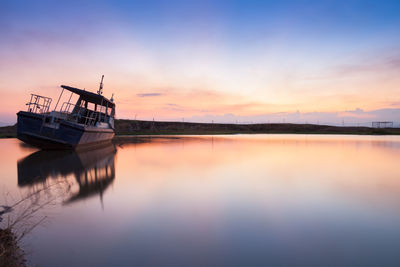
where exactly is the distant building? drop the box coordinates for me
[371,121,394,128]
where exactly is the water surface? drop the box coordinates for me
[1,135,400,266]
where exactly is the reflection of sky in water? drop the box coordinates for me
[1,135,400,266]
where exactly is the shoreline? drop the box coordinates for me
[2,120,400,139]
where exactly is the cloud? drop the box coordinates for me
[338,108,375,119]
[163,103,185,112]
[334,53,400,76]
[388,101,400,107]
[137,93,163,97]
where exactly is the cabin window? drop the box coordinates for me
[87,102,95,111]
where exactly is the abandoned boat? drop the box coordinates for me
[17,76,115,149]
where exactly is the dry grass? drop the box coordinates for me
[0,180,72,266]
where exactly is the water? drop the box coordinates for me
[1,135,400,266]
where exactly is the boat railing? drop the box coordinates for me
[59,101,109,127]
[60,101,76,115]
[26,94,52,114]
[84,110,97,126]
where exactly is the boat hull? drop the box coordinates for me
[17,111,115,150]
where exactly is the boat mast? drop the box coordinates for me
[97,75,104,95]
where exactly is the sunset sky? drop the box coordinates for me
[1,0,400,125]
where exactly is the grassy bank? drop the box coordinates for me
[1,119,400,139]
[115,119,400,136]
[0,124,16,138]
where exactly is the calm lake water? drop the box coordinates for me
[1,134,400,266]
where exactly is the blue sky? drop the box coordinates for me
[1,0,400,124]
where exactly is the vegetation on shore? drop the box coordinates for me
[1,119,400,139]
[0,125,16,138]
[115,119,400,135]
[0,228,25,267]
[0,181,70,267]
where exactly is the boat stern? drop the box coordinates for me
[17,111,79,149]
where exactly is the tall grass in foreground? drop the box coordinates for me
[0,180,71,266]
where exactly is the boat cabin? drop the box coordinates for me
[56,85,115,128]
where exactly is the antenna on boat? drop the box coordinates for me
[98,75,104,95]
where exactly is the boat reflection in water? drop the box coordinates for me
[17,142,116,206]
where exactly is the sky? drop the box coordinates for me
[1,0,400,125]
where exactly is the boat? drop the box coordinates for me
[17,76,115,150]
